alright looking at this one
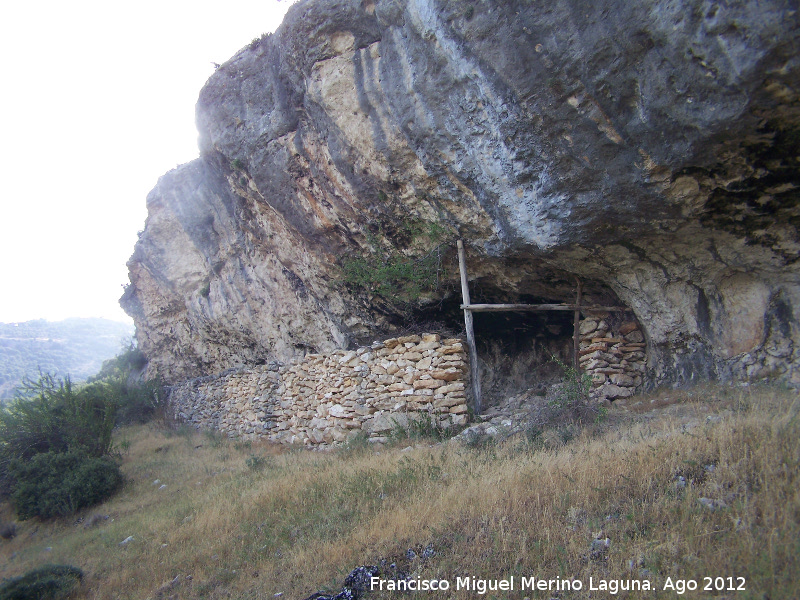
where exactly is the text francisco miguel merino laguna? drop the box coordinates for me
[370,575,654,595]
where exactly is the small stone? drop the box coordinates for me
[434,396,464,408]
[591,537,611,553]
[413,379,443,390]
[451,413,468,426]
[416,357,433,370]
[439,343,464,355]
[597,384,633,399]
[430,368,461,381]
[592,373,607,384]
[328,404,349,418]
[609,373,635,386]
[698,497,727,510]
[438,382,465,394]
[397,335,422,344]
[579,342,609,355]
[583,359,609,370]
[624,330,644,343]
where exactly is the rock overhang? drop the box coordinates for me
[123,0,800,390]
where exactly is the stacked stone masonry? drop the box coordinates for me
[169,334,470,447]
[579,314,647,402]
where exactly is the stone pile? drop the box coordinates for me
[578,315,647,401]
[168,334,469,447]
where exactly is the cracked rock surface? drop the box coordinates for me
[123,0,800,388]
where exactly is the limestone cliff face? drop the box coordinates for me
[123,0,800,388]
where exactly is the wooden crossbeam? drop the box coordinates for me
[460,303,632,312]
[455,239,634,414]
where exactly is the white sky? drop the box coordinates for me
[0,0,297,324]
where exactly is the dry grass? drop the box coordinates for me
[0,383,798,599]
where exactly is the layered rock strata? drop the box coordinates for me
[168,334,468,446]
[123,0,800,391]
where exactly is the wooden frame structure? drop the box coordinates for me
[456,240,632,414]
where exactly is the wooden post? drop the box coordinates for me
[573,278,582,370]
[457,240,482,414]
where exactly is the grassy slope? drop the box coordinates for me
[0,384,798,600]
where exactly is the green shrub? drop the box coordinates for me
[0,564,83,600]
[109,378,164,426]
[91,343,147,379]
[389,413,458,443]
[1,363,163,485]
[546,355,601,425]
[91,345,165,425]
[337,430,371,456]
[0,374,116,461]
[340,220,450,301]
[9,451,122,520]
[245,454,268,471]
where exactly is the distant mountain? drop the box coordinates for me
[0,318,135,401]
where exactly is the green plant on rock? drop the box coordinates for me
[548,354,600,424]
[549,355,592,409]
[89,342,165,425]
[340,219,450,301]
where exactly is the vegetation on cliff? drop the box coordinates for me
[340,220,453,304]
[125,0,800,388]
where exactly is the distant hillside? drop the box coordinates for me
[0,318,134,401]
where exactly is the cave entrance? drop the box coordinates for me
[456,241,635,413]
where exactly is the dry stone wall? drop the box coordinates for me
[169,334,469,447]
[579,314,647,402]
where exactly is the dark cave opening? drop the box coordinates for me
[470,307,575,405]
[352,242,642,408]
[406,274,624,407]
